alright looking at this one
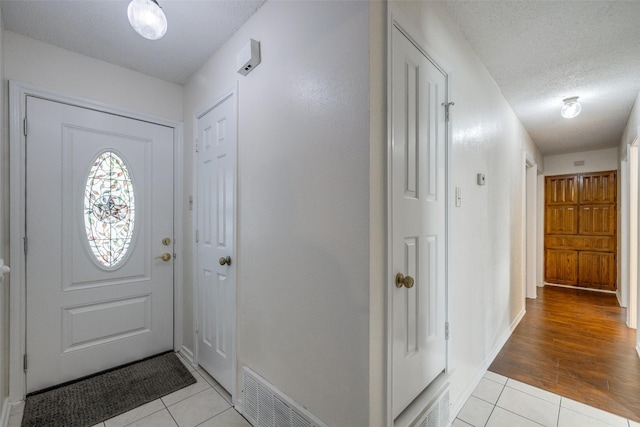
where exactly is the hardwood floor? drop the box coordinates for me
[489,285,640,422]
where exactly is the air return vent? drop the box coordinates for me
[243,367,327,427]
[416,387,450,427]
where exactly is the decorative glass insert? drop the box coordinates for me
[84,151,135,267]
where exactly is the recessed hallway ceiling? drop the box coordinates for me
[0,0,265,85]
[444,1,640,156]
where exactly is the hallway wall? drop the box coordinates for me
[544,147,618,175]
[0,3,8,417]
[391,0,543,417]
[183,2,371,426]
[619,91,640,354]
[3,32,183,122]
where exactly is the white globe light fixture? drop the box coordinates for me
[128,0,167,40]
[561,96,582,119]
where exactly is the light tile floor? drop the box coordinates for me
[8,357,640,427]
[455,371,640,427]
[8,353,251,427]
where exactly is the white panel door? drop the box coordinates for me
[196,92,236,395]
[25,96,174,393]
[391,27,448,417]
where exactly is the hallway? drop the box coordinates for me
[489,286,640,422]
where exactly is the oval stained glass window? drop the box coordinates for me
[84,151,135,267]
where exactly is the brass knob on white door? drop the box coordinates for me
[395,273,415,289]
[155,253,172,262]
[219,256,231,266]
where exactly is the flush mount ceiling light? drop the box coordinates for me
[561,96,582,119]
[127,0,167,40]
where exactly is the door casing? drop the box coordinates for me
[386,6,452,425]
[8,81,184,401]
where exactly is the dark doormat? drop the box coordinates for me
[22,351,197,427]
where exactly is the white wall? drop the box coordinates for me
[544,147,618,176]
[0,3,8,405]
[183,2,371,426]
[391,0,542,416]
[3,31,182,121]
[619,92,640,354]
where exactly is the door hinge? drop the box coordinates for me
[23,236,28,255]
[23,118,27,136]
[195,139,199,153]
[442,102,455,122]
[23,354,27,371]
[195,320,199,334]
[195,229,199,243]
[445,322,450,340]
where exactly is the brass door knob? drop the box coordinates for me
[219,256,231,266]
[155,253,172,262]
[396,272,415,289]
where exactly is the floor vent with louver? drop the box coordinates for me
[416,386,450,427]
[242,367,328,427]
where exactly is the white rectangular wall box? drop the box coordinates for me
[237,39,261,76]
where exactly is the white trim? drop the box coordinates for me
[543,282,617,294]
[449,307,526,419]
[192,84,239,402]
[8,81,184,401]
[524,154,537,300]
[620,146,630,309]
[0,398,11,427]
[386,5,452,425]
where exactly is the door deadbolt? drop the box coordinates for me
[162,238,172,246]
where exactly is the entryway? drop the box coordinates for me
[9,82,184,399]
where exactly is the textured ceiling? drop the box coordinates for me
[1,0,265,85]
[2,1,638,155]
[444,1,640,155]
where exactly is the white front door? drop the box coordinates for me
[391,26,448,418]
[25,96,175,393]
[196,92,236,395]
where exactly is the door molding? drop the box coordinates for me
[386,6,452,425]
[8,81,184,401]
[191,84,238,401]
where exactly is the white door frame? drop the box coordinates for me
[620,145,630,308]
[523,154,537,299]
[191,85,238,400]
[386,6,452,425]
[629,139,638,329]
[8,81,184,401]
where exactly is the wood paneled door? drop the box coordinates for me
[544,171,617,291]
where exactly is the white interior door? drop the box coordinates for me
[196,92,236,395]
[391,26,448,418]
[25,96,174,393]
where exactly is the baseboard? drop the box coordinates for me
[0,397,11,427]
[450,307,526,419]
[544,282,616,294]
[179,345,194,364]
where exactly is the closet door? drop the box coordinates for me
[544,171,617,291]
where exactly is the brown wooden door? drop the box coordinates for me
[544,171,617,291]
